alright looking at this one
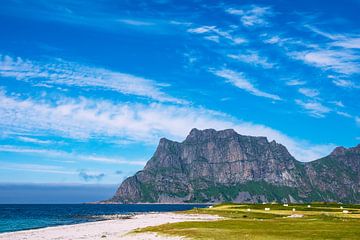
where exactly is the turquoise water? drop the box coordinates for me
[0,204,208,233]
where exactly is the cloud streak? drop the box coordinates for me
[212,69,281,100]
[291,49,359,75]
[295,99,331,118]
[0,145,146,166]
[187,26,246,45]
[332,79,359,89]
[226,5,273,27]
[228,51,274,69]
[0,162,76,175]
[298,88,320,98]
[0,54,185,104]
[0,89,332,161]
[17,136,53,145]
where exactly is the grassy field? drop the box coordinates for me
[135,203,360,239]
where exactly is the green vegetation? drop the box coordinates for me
[188,181,312,203]
[135,203,360,239]
[138,183,157,202]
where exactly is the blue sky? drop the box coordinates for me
[0,0,359,185]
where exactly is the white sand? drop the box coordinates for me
[0,213,221,240]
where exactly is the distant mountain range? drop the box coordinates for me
[109,129,360,203]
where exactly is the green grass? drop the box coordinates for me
[135,203,360,239]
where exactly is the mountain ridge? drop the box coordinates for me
[109,128,360,203]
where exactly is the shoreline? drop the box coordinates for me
[0,212,221,240]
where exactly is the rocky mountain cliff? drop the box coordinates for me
[109,129,360,203]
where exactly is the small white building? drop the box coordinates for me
[265,208,270,211]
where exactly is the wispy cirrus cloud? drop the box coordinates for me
[298,88,320,98]
[290,49,359,75]
[0,1,179,34]
[0,54,185,104]
[0,145,146,166]
[332,79,359,89]
[295,99,330,118]
[17,136,53,145]
[305,25,360,49]
[331,101,344,108]
[212,69,281,100]
[225,5,273,27]
[294,92,357,122]
[263,35,282,45]
[227,51,274,69]
[117,19,155,26]
[187,26,246,45]
[286,79,306,86]
[336,111,352,118]
[332,37,360,49]
[0,162,76,175]
[0,90,332,161]
[304,25,342,40]
[288,25,360,77]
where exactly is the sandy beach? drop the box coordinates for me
[0,212,220,240]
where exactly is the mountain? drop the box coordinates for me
[109,129,360,203]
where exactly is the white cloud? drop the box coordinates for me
[298,88,319,97]
[305,25,360,49]
[304,25,341,40]
[188,26,215,34]
[117,19,154,26]
[336,111,352,118]
[187,26,246,45]
[0,90,332,161]
[17,136,53,144]
[289,26,360,76]
[333,37,360,49]
[226,5,273,27]
[204,35,220,43]
[286,79,306,86]
[228,51,274,69]
[291,49,359,75]
[295,99,331,118]
[0,162,76,175]
[212,69,281,100]
[332,79,359,88]
[264,36,281,44]
[331,101,344,107]
[0,54,185,104]
[0,145,146,166]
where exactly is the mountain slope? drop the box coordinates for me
[110,129,360,203]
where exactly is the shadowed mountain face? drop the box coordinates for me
[110,129,360,203]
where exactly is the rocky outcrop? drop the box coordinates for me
[110,129,360,203]
[304,144,360,202]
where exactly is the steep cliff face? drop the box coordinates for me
[111,129,360,203]
[305,145,360,202]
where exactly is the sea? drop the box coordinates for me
[0,204,209,233]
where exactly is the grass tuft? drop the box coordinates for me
[135,203,360,239]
